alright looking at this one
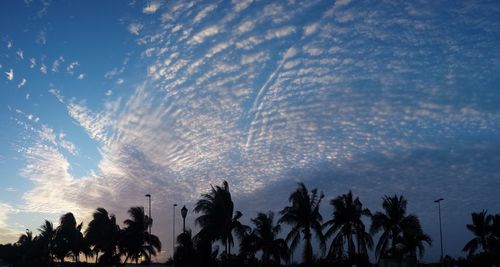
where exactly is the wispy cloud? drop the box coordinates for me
[188,26,219,45]
[128,23,143,35]
[193,4,217,24]
[143,1,161,14]
[17,78,27,88]
[5,69,14,81]
[66,61,79,74]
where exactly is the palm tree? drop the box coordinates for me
[38,220,56,265]
[279,183,325,266]
[194,180,249,257]
[248,211,289,266]
[174,230,195,267]
[399,220,432,265]
[16,229,33,249]
[370,195,420,259]
[53,212,85,263]
[463,210,494,256]
[323,191,372,263]
[121,206,161,264]
[85,207,120,264]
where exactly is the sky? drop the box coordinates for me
[1,0,500,263]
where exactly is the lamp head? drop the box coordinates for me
[145,194,151,197]
[434,198,444,203]
[181,205,188,219]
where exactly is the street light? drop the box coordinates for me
[173,203,178,259]
[145,194,152,264]
[434,198,444,266]
[181,205,188,233]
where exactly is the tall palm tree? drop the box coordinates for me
[370,195,420,259]
[194,180,249,257]
[279,183,325,266]
[463,210,494,256]
[120,206,161,264]
[85,207,120,264]
[38,220,56,265]
[248,212,289,266]
[53,212,85,263]
[323,191,372,263]
[174,230,195,267]
[399,220,432,264]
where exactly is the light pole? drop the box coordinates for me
[434,198,444,266]
[145,194,152,264]
[173,203,177,259]
[181,205,188,233]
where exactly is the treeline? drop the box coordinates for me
[0,207,159,266]
[1,181,499,267]
[174,181,431,267]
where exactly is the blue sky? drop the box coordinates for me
[1,0,500,262]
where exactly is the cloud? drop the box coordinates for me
[143,1,161,14]
[52,56,64,72]
[5,69,14,80]
[40,63,48,74]
[241,51,269,65]
[236,20,255,34]
[188,26,219,45]
[78,73,86,80]
[128,23,143,35]
[17,78,27,88]
[36,30,47,45]
[30,58,36,68]
[66,61,80,74]
[303,23,320,36]
[105,90,113,96]
[0,203,19,243]
[17,50,24,60]
[265,26,295,40]
[233,0,253,12]
[193,4,217,24]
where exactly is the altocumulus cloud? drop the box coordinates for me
[13,0,500,262]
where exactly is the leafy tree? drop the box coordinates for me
[279,183,325,266]
[194,180,249,257]
[323,191,372,264]
[120,206,161,264]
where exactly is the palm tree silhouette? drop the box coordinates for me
[323,191,372,264]
[247,211,289,266]
[121,206,161,264]
[463,210,493,256]
[53,212,85,263]
[85,207,121,265]
[174,229,195,267]
[279,183,325,266]
[370,195,421,259]
[194,180,249,257]
[399,220,432,265]
[38,220,56,265]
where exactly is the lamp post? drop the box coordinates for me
[145,194,152,264]
[434,198,444,266]
[181,205,188,233]
[173,203,177,259]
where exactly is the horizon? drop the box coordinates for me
[1,0,500,263]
